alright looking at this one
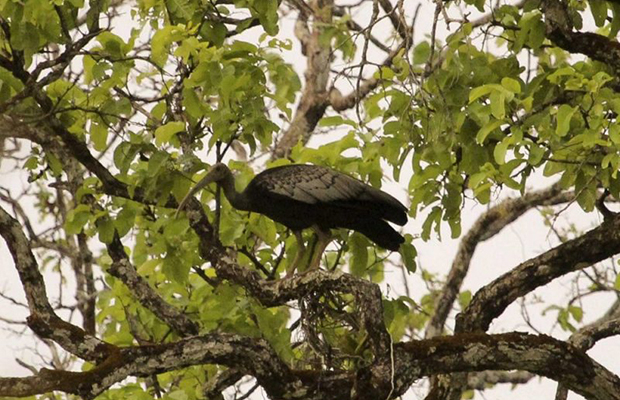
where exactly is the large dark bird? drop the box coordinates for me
[177,163,408,275]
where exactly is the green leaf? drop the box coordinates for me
[163,255,189,283]
[421,207,442,241]
[528,144,546,165]
[166,0,196,23]
[469,85,493,103]
[200,21,227,47]
[151,26,185,67]
[83,55,96,84]
[24,156,39,170]
[65,204,91,235]
[558,309,576,332]
[46,152,63,176]
[458,290,472,309]
[97,217,115,244]
[448,216,461,238]
[413,41,430,65]
[137,259,161,275]
[168,389,189,400]
[97,31,128,57]
[399,239,417,273]
[253,0,279,35]
[609,125,620,144]
[114,142,140,175]
[548,67,575,84]
[11,22,40,64]
[611,3,620,37]
[318,115,344,127]
[493,141,507,165]
[528,18,546,49]
[476,120,504,144]
[501,77,521,94]
[568,305,583,322]
[115,207,136,238]
[590,0,608,27]
[473,182,492,204]
[155,121,185,145]
[349,233,369,277]
[183,88,204,119]
[91,122,109,152]
[148,151,170,177]
[490,90,505,119]
[556,104,576,137]
[164,217,189,238]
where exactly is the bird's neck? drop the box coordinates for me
[220,173,251,211]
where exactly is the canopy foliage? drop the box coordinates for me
[1,0,620,399]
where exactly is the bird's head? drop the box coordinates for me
[175,162,232,216]
[204,162,230,183]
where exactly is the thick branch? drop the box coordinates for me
[0,333,293,399]
[2,332,618,400]
[106,233,200,336]
[0,205,114,362]
[397,333,620,400]
[467,371,534,390]
[556,300,620,400]
[426,183,568,338]
[433,208,620,400]
[273,0,334,159]
[203,238,392,363]
[182,204,393,394]
[0,114,176,209]
[543,0,620,74]
[457,213,620,333]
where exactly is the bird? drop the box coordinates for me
[176,163,408,276]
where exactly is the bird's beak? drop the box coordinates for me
[175,169,218,217]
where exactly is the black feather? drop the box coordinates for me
[243,164,408,250]
[345,219,405,251]
[178,163,408,252]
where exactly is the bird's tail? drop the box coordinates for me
[347,219,404,251]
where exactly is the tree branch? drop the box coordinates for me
[0,114,176,209]
[273,0,334,159]
[542,0,620,74]
[330,40,408,112]
[2,332,618,400]
[467,370,534,390]
[456,213,620,333]
[556,300,620,400]
[182,203,394,394]
[431,212,620,400]
[425,182,568,338]
[378,0,409,41]
[398,333,620,400]
[0,333,293,399]
[106,233,200,336]
[0,205,114,362]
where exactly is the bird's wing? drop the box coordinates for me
[253,165,364,204]
[251,164,408,225]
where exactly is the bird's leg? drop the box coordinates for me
[308,226,332,272]
[285,231,306,278]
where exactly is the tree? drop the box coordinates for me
[1,0,620,399]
